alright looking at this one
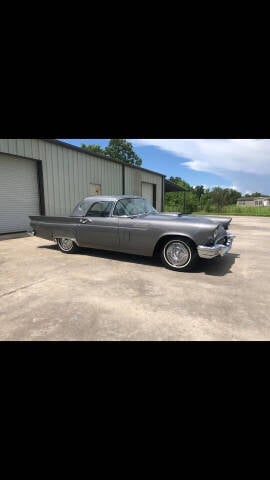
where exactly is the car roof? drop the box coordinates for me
[83,195,143,202]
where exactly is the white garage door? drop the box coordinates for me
[141,182,154,205]
[0,154,40,234]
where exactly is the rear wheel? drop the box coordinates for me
[161,238,198,271]
[57,238,78,254]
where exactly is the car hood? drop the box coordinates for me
[147,212,232,229]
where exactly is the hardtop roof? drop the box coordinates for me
[82,195,145,202]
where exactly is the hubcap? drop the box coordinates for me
[59,238,73,251]
[165,241,190,267]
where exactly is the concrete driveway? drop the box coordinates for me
[0,216,270,340]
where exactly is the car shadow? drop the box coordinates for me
[38,244,240,276]
[38,244,163,268]
[192,253,240,276]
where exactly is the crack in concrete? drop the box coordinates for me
[0,279,48,298]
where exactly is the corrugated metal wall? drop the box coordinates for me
[125,166,162,211]
[0,139,163,215]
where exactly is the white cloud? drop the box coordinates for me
[133,139,270,194]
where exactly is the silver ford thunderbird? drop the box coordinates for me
[29,195,235,271]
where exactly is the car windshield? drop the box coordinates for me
[114,198,158,216]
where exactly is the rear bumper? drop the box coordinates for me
[197,233,235,259]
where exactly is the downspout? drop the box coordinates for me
[161,176,165,211]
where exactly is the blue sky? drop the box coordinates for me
[59,139,270,195]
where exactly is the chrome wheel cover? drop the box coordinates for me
[164,241,191,268]
[59,238,74,251]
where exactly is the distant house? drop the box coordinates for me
[237,196,270,207]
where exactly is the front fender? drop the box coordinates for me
[153,231,197,255]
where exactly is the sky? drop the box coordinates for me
[59,139,270,195]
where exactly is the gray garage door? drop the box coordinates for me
[0,154,40,234]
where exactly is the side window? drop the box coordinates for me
[71,199,91,216]
[86,201,114,217]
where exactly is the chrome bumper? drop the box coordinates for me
[197,233,235,259]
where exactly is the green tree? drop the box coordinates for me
[104,139,142,166]
[224,188,241,204]
[194,185,204,198]
[169,176,190,190]
[244,192,262,197]
[81,143,105,155]
[251,192,262,197]
[199,187,241,212]
[194,185,205,209]
[211,187,228,212]
[200,188,212,211]
[165,177,199,213]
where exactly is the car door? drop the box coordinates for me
[114,198,154,256]
[118,216,153,255]
[76,200,119,249]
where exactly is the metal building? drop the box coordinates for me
[0,139,165,234]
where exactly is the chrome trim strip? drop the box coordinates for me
[197,234,235,259]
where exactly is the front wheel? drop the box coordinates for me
[57,238,78,254]
[161,238,198,271]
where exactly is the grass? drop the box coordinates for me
[192,205,270,216]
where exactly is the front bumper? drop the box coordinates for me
[197,233,235,259]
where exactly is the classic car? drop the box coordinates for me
[29,195,235,271]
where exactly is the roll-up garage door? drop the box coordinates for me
[141,182,154,205]
[0,154,40,234]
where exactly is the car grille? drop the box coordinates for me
[215,225,226,245]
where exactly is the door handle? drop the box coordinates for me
[80,218,92,224]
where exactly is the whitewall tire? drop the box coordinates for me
[161,238,198,271]
[57,238,78,254]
